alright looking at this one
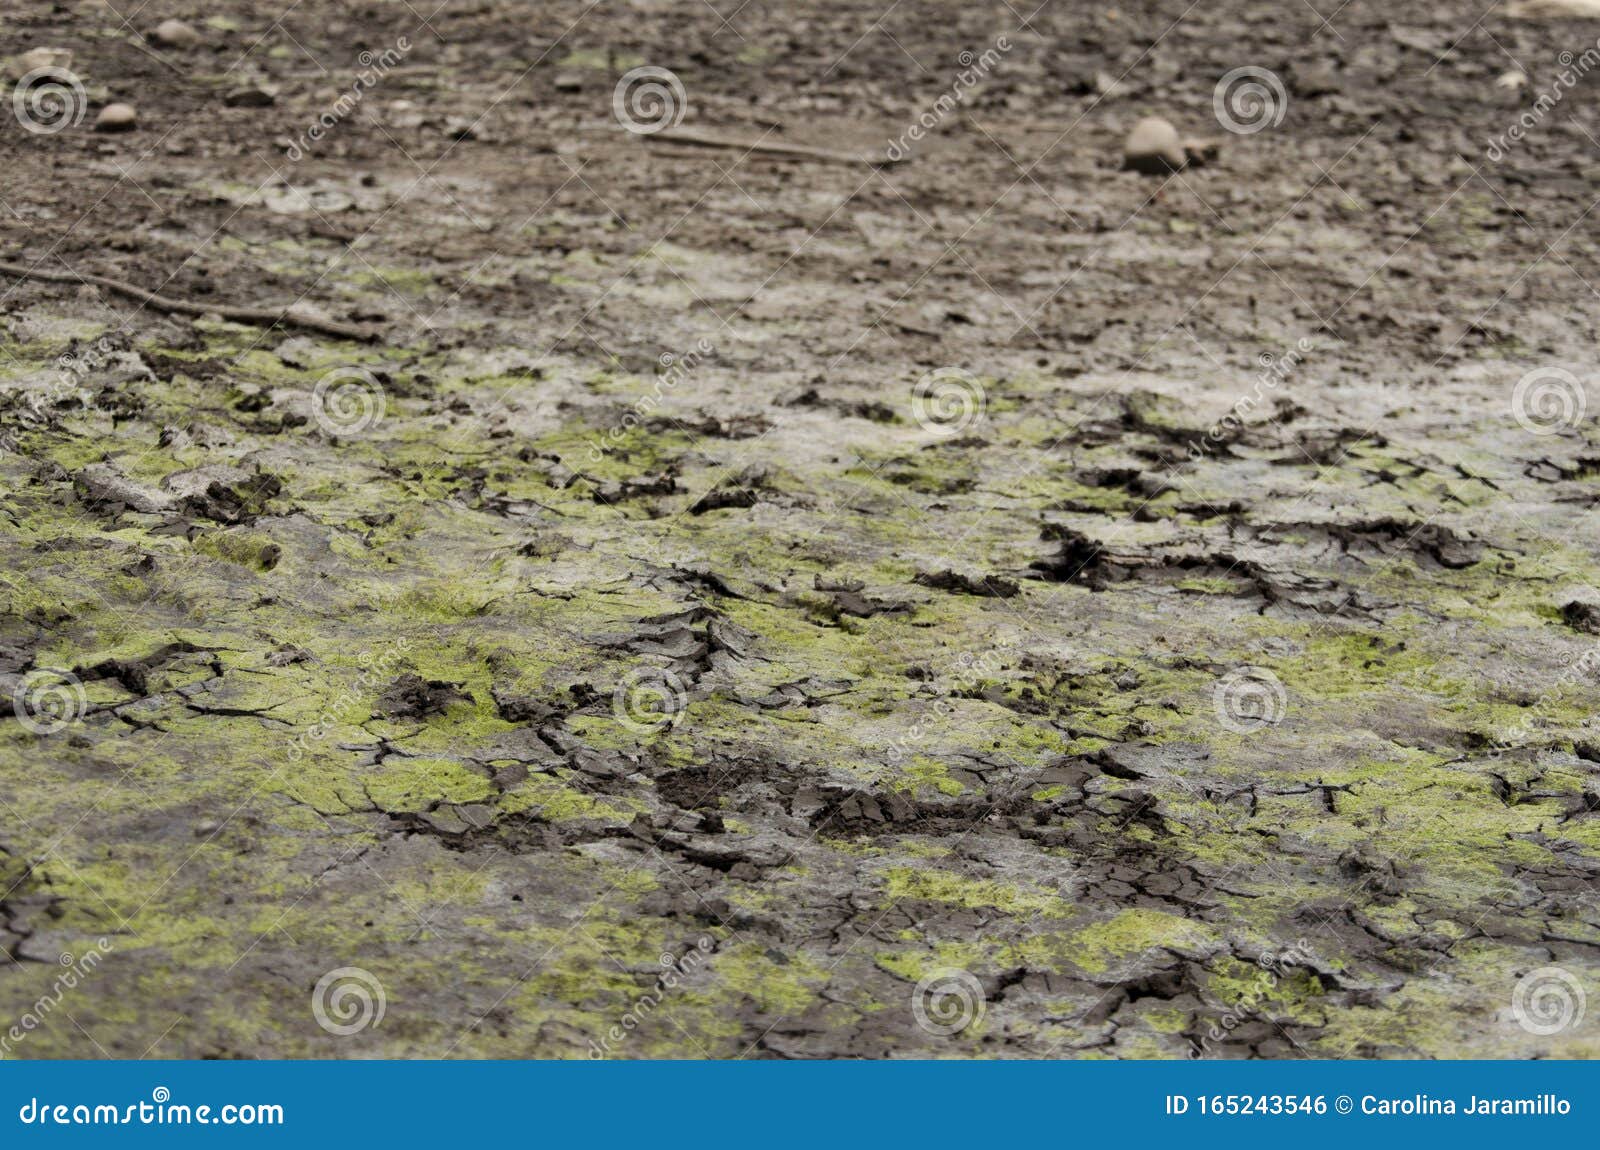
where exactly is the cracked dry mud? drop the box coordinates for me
[3,0,1600,1059]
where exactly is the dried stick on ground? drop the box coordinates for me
[646,127,906,166]
[0,260,377,342]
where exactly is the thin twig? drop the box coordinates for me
[646,127,904,166]
[0,259,378,342]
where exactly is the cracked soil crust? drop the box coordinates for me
[3,0,1600,1058]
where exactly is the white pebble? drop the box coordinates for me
[1123,116,1185,175]
[95,103,138,132]
[151,19,201,49]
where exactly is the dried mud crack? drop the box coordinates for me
[2,0,1600,1059]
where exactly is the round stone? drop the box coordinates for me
[1122,116,1185,175]
[152,19,200,49]
[5,47,73,82]
[95,103,137,132]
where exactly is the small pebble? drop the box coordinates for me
[1122,116,1185,175]
[223,85,275,108]
[1094,71,1125,99]
[1495,69,1529,91]
[95,103,138,132]
[5,47,73,81]
[151,19,200,49]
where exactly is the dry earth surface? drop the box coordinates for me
[3,0,1600,1058]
